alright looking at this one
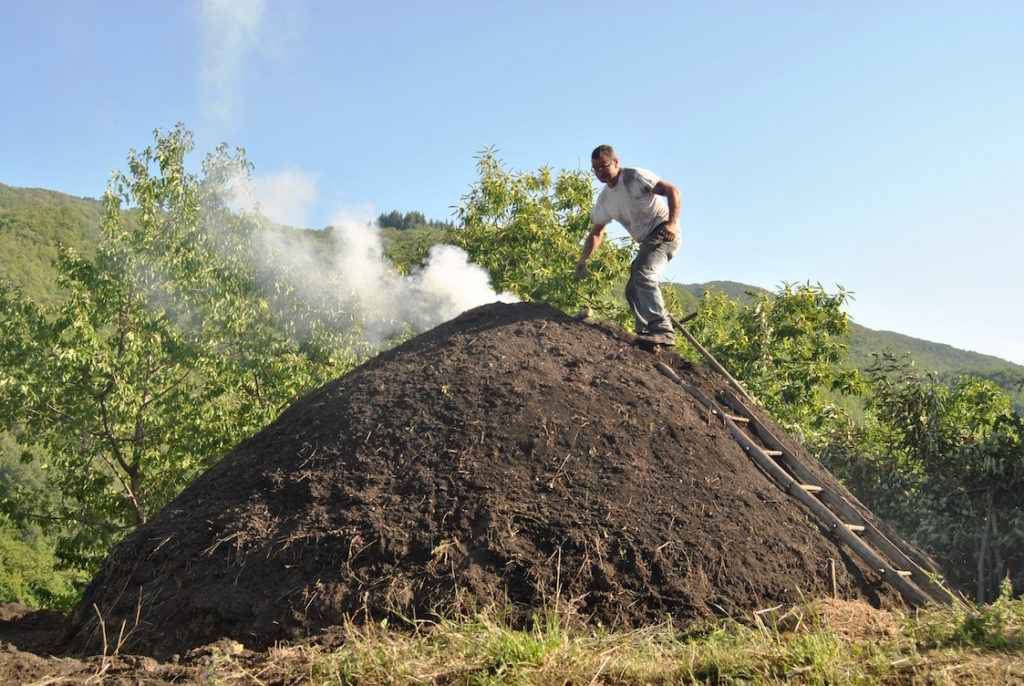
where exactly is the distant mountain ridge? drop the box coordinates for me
[4,182,1022,407]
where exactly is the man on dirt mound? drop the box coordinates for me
[575,144,682,347]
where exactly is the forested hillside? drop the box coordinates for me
[4,182,1021,402]
[0,184,102,305]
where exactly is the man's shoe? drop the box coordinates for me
[643,331,675,346]
[635,331,675,348]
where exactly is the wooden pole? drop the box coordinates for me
[669,315,756,406]
[679,382,934,607]
[716,390,954,606]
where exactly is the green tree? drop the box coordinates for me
[689,282,862,442]
[0,125,356,572]
[377,209,406,229]
[0,515,84,608]
[0,197,102,306]
[378,209,431,230]
[0,430,85,608]
[454,148,633,319]
[378,224,448,273]
[821,354,1024,600]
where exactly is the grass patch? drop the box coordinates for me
[201,594,1024,685]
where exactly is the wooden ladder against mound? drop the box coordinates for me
[655,316,954,608]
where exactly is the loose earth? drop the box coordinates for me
[6,302,918,663]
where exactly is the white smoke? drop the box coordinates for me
[194,0,299,128]
[227,172,516,345]
[227,168,318,228]
[294,212,517,344]
[197,0,267,128]
[196,0,303,128]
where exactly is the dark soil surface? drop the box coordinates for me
[2,302,916,671]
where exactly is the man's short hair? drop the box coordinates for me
[591,144,615,160]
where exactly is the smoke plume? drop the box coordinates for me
[228,168,318,230]
[197,0,267,128]
[228,176,516,346]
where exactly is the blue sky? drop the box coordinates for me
[2,1,1022,364]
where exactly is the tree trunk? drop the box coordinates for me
[988,487,1004,596]
[977,490,992,603]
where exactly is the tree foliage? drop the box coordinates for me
[688,284,1024,599]
[376,210,453,271]
[377,209,450,232]
[0,432,85,609]
[454,149,633,319]
[0,125,358,572]
[821,354,1024,600]
[378,224,449,273]
[0,515,84,609]
[689,282,863,441]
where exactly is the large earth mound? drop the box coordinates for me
[60,302,908,659]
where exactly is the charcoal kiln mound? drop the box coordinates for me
[60,302,915,659]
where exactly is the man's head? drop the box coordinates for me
[591,144,620,185]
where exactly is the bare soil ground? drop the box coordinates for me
[0,302,925,680]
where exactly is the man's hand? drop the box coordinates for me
[661,221,678,242]
[575,259,587,279]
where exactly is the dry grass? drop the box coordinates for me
[190,591,1024,685]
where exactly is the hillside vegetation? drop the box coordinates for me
[3,180,1020,415]
[0,184,102,306]
[5,182,1020,391]
[670,281,1024,411]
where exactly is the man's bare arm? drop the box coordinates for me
[576,224,607,278]
[653,180,681,241]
